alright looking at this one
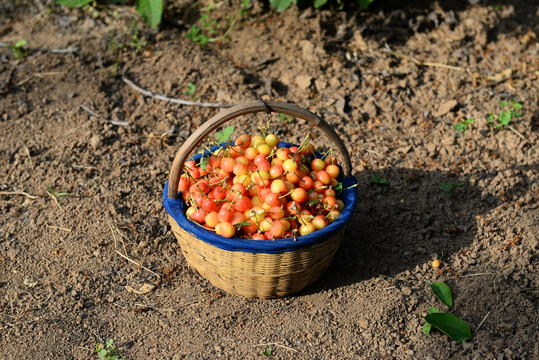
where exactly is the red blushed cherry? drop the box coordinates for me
[235,197,252,212]
[190,209,207,224]
[252,233,266,240]
[299,176,314,191]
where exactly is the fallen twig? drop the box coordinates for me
[0,42,78,54]
[46,225,71,232]
[46,191,62,210]
[16,71,62,86]
[507,125,531,144]
[0,191,37,199]
[122,75,235,108]
[115,250,161,280]
[0,63,17,94]
[457,272,497,278]
[383,45,464,72]
[80,104,129,126]
[475,311,491,332]
[254,342,299,353]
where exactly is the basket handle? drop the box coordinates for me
[168,100,352,199]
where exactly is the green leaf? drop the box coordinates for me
[313,0,329,8]
[453,123,468,133]
[423,322,432,335]
[56,0,93,7]
[498,111,511,126]
[429,282,453,307]
[424,313,472,342]
[215,126,236,143]
[14,39,27,48]
[263,346,273,356]
[136,0,163,27]
[357,0,374,9]
[424,305,439,334]
[511,101,523,109]
[463,117,476,125]
[199,156,209,170]
[499,101,509,107]
[185,82,196,96]
[511,111,522,117]
[370,175,387,185]
[270,0,295,12]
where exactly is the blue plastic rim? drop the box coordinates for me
[163,142,358,254]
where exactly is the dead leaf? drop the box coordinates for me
[125,283,155,295]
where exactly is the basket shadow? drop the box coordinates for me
[300,167,512,295]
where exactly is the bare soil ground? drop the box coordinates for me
[1,1,538,359]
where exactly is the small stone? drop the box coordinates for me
[401,287,412,296]
[90,135,102,150]
[351,30,368,51]
[315,77,327,91]
[358,319,369,329]
[299,40,315,61]
[433,100,457,117]
[295,74,312,90]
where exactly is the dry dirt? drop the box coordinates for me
[1,1,538,359]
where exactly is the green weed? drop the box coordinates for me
[56,0,163,27]
[48,186,69,199]
[106,22,147,54]
[278,113,293,123]
[487,99,523,130]
[184,82,198,100]
[441,182,463,197]
[271,0,374,12]
[262,346,273,356]
[453,118,475,140]
[8,39,29,59]
[94,339,127,360]
[370,175,387,185]
[185,1,250,45]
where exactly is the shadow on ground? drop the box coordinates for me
[303,165,535,293]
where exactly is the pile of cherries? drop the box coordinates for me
[178,132,343,240]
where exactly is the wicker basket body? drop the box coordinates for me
[164,101,357,299]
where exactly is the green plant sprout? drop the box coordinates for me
[486,99,529,143]
[56,0,163,27]
[184,82,198,100]
[94,339,127,360]
[185,1,250,45]
[48,186,69,199]
[453,118,475,139]
[271,0,373,12]
[8,39,29,59]
[370,175,387,185]
[488,99,522,129]
[441,182,463,197]
[106,22,147,54]
[278,113,293,123]
[423,282,472,342]
[262,346,273,356]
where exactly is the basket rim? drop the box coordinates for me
[163,143,358,254]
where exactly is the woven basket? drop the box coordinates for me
[163,100,357,299]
